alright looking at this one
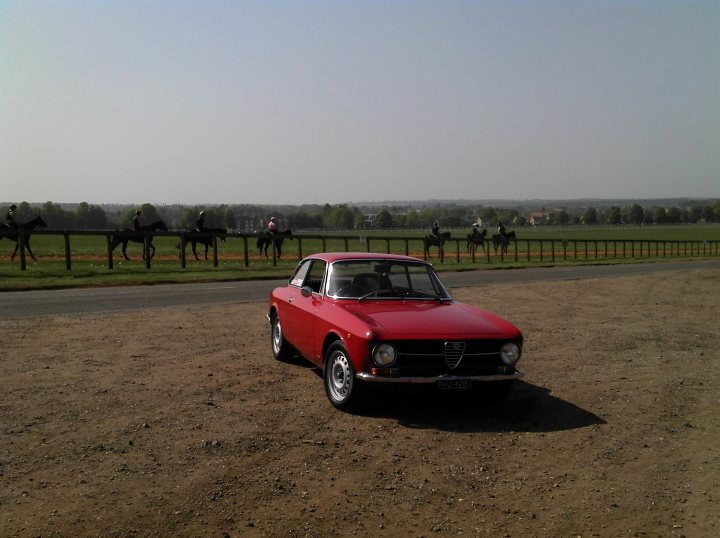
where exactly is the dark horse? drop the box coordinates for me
[492,230,517,254]
[466,228,487,255]
[0,216,47,261]
[177,228,228,260]
[423,232,451,260]
[110,220,167,260]
[257,229,291,259]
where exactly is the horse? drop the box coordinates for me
[257,229,291,259]
[423,232,450,260]
[177,228,228,260]
[110,220,167,261]
[492,230,517,255]
[466,228,487,255]
[0,216,47,261]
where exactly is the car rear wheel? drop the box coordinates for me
[271,315,293,361]
[324,341,363,410]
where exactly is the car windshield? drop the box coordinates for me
[326,259,451,300]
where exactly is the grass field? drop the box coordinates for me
[1,225,719,291]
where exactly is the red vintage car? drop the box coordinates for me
[267,252,524,410]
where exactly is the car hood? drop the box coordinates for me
[341,300,520,340]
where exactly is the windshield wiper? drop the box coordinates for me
[406,289,444,300]
[358,289,407,301]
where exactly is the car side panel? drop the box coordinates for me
[311,302,375,371]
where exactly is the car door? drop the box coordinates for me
[291,259,327,362]
[282,259,327,363]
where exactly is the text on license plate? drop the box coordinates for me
[437,379,472,390]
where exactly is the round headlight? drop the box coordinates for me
[372,343,397,367]
[500,342,521,365]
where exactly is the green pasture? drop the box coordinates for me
[1,225,718,291]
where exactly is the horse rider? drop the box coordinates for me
[497,221,506,238]
[6,204,19,230]
[431,221,440,238]
[471,222,481,238]
[133,210,142,231]
[196,210,207,232]
[268,216,278,235]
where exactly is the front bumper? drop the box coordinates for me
[356,369,524,384]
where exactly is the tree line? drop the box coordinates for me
[5,200,720,231]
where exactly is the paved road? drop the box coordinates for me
[2,259,719,320]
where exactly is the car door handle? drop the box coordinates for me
[288,297,294,303]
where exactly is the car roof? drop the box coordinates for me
[306,252,428,264]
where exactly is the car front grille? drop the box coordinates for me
[392,339,513,376]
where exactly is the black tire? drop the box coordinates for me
[474,380,514,402]
[270,315,294,361]
[324,341,363,410]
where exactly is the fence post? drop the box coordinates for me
[19,229,27,271]
[144,232,151,269]
[243,236,249,267]
[404,239,409,256]
[213,235,219,267]
[296,237,302,260]
[106,233,114,269]
[180,232,187,268]
[539,240,543,262]
[455,240,460,262]
[64,232,71,270]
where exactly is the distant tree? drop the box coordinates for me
[701,205,715,223]
[666,207,682,224]
[629,204,645,225]
[606,206,622,225]
[478,207,497,225]
[403,210,421,228]
[556,209,570,225]
[652,207,668,224]
[223,208,236,230]
[375,209,393,229]
[582,207,598,225]
[42,201,73,227]
[15,201,34,222]
[353,211,367,229]
[73,202,109,229]
[688,206,702,223]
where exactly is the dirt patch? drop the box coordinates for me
[1,269,718,537]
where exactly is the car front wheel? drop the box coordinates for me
[271,315,293,361]
[324,341,363,410]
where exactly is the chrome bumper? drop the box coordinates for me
[356,370,524,384]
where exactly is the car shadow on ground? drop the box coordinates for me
[353,381,606,433]
[283,357,604,433]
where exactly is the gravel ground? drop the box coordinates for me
[1,268,718,537]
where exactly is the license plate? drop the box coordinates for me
[437,379,472,390]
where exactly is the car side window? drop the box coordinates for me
[289,260,312,288]
[304,260,327,294]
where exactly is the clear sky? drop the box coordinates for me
[1,0,718,206]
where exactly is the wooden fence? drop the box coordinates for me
[7,229,720,271]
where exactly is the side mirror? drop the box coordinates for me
[300,286,313,298]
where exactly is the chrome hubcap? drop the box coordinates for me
[272,320,282,353]
[328,353,352,401]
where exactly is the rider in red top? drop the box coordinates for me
[268,216,278,234]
